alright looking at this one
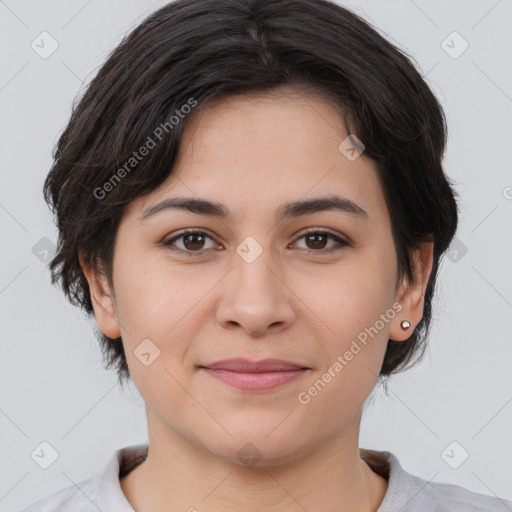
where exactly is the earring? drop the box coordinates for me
[400,320,411,330]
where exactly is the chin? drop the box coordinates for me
[204,431,312,468]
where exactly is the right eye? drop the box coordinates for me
[162,229,219,256]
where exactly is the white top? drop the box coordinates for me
[20,444,512,511]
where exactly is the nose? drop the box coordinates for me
[215,249,297,337]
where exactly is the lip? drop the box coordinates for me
[200,358,309,372]
[199,358,310,391]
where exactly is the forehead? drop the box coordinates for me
[126,87,387,224]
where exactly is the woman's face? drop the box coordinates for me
[84,86,430,465]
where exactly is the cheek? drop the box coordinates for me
[297,277,390,425]
[298,255,394,339]
[113,256,217,382]
[294,254,393,396]
[114,253,206,334]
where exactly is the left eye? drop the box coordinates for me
[293,230,348,253]
[163,229,348,255]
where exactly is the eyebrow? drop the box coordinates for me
[139,194,368,223]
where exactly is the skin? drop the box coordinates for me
[81,84,434,511]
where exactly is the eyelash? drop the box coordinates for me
[162,228,350,257]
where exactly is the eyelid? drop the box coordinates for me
[293,226,347,241]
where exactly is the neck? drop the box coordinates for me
[120,413,388,512]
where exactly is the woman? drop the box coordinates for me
[21,0,512,510]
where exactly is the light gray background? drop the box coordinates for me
[1,0,511,510]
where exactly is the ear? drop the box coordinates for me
[79,252,121,339]
[389,241,434,342]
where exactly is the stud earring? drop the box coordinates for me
[400,320,411,330]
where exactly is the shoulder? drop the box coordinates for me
[18,475,100,512]
[19,443,148,512]
[409,476,512,511]
[360,448,512,511]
